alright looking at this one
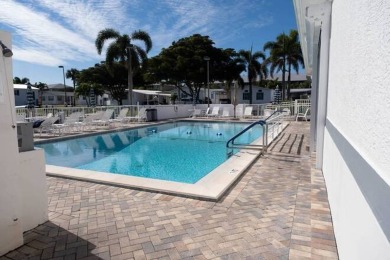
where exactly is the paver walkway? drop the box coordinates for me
[1,122,338,260]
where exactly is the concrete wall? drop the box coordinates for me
[18,149,48,232]
[0,31,24,256]
[323,0,390,258]
[0,31,48,256]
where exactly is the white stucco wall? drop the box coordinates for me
[0,31,24,256]
[0,31,48,256]
[18,149,48,232]
[324,0,390,258]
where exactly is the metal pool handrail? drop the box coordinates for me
[226,110,282,157]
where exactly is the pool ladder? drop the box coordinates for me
[226,111,282,158]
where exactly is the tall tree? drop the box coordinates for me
[285,30,304,97]
[218,48,245,102]
[34,82,48,107]
[78,63,127,105]
[237,48,267,104]
[147,34,237,104]
[95,28,152,105]
[264,30,304,100]
[66,68,80,106]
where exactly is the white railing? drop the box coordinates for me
[15,100,310,122]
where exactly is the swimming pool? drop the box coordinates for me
[37,121,263,184]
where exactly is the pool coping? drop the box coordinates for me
[44,120,289,201]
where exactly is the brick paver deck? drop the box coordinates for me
[1,122,338,260]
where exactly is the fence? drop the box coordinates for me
[15,99,310,121]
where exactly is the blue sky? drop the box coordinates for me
[0,0,297,85]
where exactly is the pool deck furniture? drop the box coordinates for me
[296,107,310,121]
[124,107,147,123]
[243,106,253,119]
[207,106,220,117]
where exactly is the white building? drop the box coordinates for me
[294,0,390,258]
[41,83,74,106]
[13,84,38,106]
[233,85,274,104]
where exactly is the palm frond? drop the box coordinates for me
[95,28,120,54]
[131,30,153,53]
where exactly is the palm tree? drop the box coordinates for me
[13,77,30,84]
[95,28,152,105]
[264,30,304,100]
[285,30,304,97]
[66,68,80,106]
[34,82,48,107]
[238,48,267,104]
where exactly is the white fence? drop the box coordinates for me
[15,99,310,121]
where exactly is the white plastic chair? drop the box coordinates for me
[243,106,253,118]
[221,108,231,118]
[124,108,147,123]
[207,106,220,117]
[110,108,129,126]
[296,107,310,121]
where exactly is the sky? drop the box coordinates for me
[0,0,298,86]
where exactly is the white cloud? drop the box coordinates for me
[0,0,273,66]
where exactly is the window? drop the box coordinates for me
[243,90,250,100]
[256,90,264,100]
[42,96,46,101]
[48,96,54,101]
[14,90,19,96]
[57,96,63,101]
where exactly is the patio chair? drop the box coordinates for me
[242,106,253,119]
[34,116,59,137]
[78,111,104,131]
[296,107,310,121]
[221,108,231,118]
[124,108,147,123]
[191,109,202,118]
[110,108,129,126]
[52,112,83,134]
[92,109,114,127]
[207,106,220,117]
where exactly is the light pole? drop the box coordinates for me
[58,65,66,106]
[203,56,210,107]
[126,45,134,106]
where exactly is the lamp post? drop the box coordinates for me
[58,65,66,106]
[203,56,210,107]
[126,45,134,106]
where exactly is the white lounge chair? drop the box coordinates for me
[296,107,310,121]
[52,112,83,134]
[124,108,147,123]
[207,107,220,117]
[110,108,129,126]
[191,109,202,118]
[34,116,59,136]
[92,109,114,127]
[78,111,104,131]
[221,108,231,118]
[243,106,253,118]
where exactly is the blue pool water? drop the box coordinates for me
[36,121,263,184]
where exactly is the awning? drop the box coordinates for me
[132,89,171,97]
